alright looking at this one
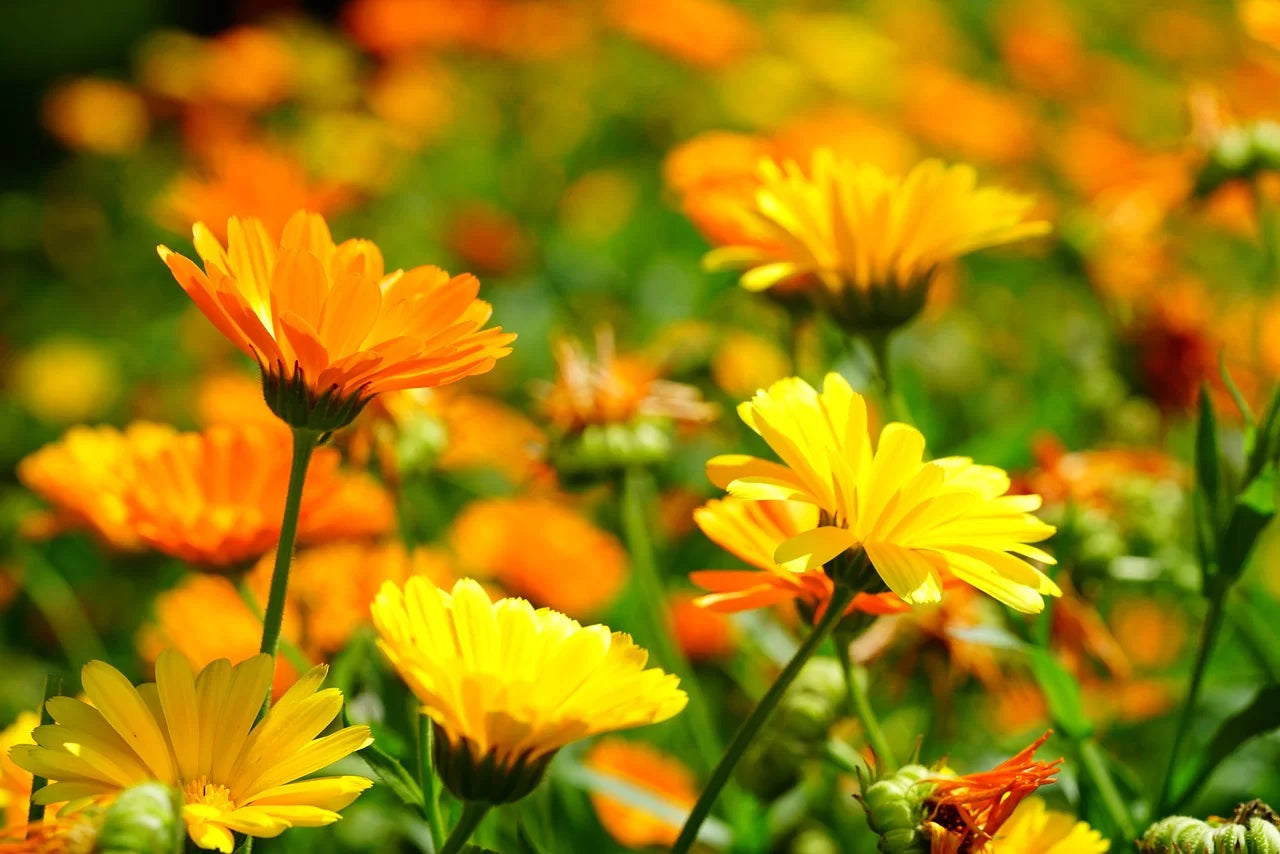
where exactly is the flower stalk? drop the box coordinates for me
[834,635,897,772]
[258,428,319,672]
[438,801,490,854]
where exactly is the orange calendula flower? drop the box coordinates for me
[705,151,1049,331]
[925,732,1062,852]
[17,423,178,550]
[691,498,911,620]
[607,0,757,69]
[710,374,1059,613]
[450,496,627,617]
[122,425,394,568]
[159,210,515,431]
[584,738,699,849]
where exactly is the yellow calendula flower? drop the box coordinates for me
[158,210,515,431]
[371,577,688,804]
[708,373,1059,612]
[0,712,38,830]
[705,150,1049,331]
[989,797,1109,853]
[11,651,372,853]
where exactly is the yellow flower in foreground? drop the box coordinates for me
[705,150,1049,330]
[990,797,1109,853]
[0,712,37,830]
[371,577,687,803]
[11,651,372,852]
[159,209,515,431]
[709,374,1059,612]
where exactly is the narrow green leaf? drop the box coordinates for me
[1220,351,1256,428]
[1194,385,1223,575]
[1218,465,1279,584]
[1027,648,1093,741]
[1171,683,1280,810]
[343,710,424,808]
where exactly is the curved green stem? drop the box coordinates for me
[862,331,911,425]
[259,429,319,668]
[438,801,489,854]
[1080,738,1137,840]
[672,584,857,854]
[15,547,106,666]
[1157,592,1226,813]
[417,713,447,848]
[834,638,897,772]
[621,466,723,774]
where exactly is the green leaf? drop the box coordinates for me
[1245,384,1280,481]
[343,710,424,809]
[1026,648,1093,741]
[1218,464,1279,584]
[1170,683,1280,810]
[1194,385,1223,574]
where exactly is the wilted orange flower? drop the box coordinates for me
[139,573,303,697]
[584,738,699,849]
[1051,576,1131,682]
[1129,280,1222,415]
[163,140,354,242]
[42,78,149,155]
[541,328,716,435]
[668,592,737,661]
[691,498,912,621]
[925,732,1061,852]
[122,425,394,568]
[0,713,37,830]
[1022,435,1186,513]
[450,496,627,617]
[159,210,515,430]
[607,0,756,69]
[17,422,178,550]
[0,811,98,854]
[248,541,458,657]
[902,66,1036,166]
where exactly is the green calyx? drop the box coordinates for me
[857,764,935,854]
[819,272,932,337]
[261,361,371,433]
[1141,801,1280,854]
[432,723,555,805]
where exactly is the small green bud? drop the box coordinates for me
[97,782,184,854]
[859,764,934,853]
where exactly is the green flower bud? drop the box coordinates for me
[858,764,934,853]
[549,419,674,476]
[1140,801,1280,854]
[97,781,184,854]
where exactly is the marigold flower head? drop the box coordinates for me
[371,576,688,803]
[17,423,178,550]
[691,498,913,621]
[705,151,1050,332]
[159,210,515,431]
[122,424,394,568]
[925,732,1061,852]
[709,374,1059,613]
[584,738,698,849]
[11,652,372,852]
[42,79,149,155]
[450,496,626,617]
[0,713,38,830]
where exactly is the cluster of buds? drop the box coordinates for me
[1140,801,1280,854]
[1194,121,1280,196]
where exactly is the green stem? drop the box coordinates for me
[620,466,723,774]
[259,429,319,667]
[671,584,857,854]
[1079,738,1137,840]
[27,674,62,825]
[15,547,106,666]
[1226,590,1280,681]
[417,713,447,848]
[1157,592,1227,814]
[862,331,911,424]
[834,638,897,772]
[438,801,489,854]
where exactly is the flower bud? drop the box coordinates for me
[1140,801,1280,854]
[858,764,934,853]
[97,781,184,854]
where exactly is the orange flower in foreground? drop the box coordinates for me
[123,425,394,568]
[42,78,149,155]
[17,423,178,550]
[163,140,354,242]
[607,0,756,69]
[159,210,515,431]
[691,498,911,621]
[584,739,699,849]
[139,573,303,696]
[925,732,1061,852]
[450,496,626,617]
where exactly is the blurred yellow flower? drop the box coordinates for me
[584,738,698,849]
[121,425,393,569]
[1241,0,1280,49]
[0,713,37,830]
[11,338,119,424]
[42,79,149,155]
[706,152,1049,331]
[200,27,296,110]
[12,652,372,852]
[709,374,1059,612]
[371,576,687,802]
[607,0,757,69]
[989,797,1109,853]
[17,423,177,550]
[365,56,456,149]
[159,210,514,430]
[450,496,627,617]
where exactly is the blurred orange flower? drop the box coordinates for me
[365,55,456,148]
[445,203,532,276]
[201,27,296,110]
[584,738,698,849]
[17,422,178,550]
[42,79,149,155]
[902,66,1037,166]
[710,330,790,399]
[1022,436,1187,513]
[122,425,394,568]
[607,0,756,69]
[995,0,1087,99]
[159,210,514,428]
[691,498,910,621]
[450,495,627,617]
[668,591,737,662]
[344,0,589,58]
[163,140,354,242]
[139,573,303,697]
[193,369,283,431]
[1109,596,1186,670]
